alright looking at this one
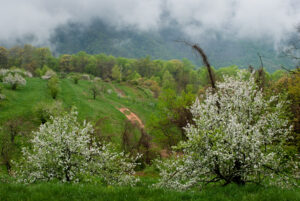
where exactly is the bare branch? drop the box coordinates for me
[175,40,216,89]
[257,53,264,69]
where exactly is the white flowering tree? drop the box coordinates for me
[157,72,299,190]
[16,109,139,185]
[3,73,26,90]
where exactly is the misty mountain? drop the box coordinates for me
[51,20,293,72]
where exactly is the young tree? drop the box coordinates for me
[15,109,139,185]
[3,73,26,90]
[59,54,73,73]
[90,81,101,100]
[157,71,299,190]
[112,65,122,82]
[47,76,59,99]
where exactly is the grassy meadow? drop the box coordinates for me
[0,77,157,145]
[1,179,300,201]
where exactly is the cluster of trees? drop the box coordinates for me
[0,42,299,189]
[0,45,244,95]
[0,70,297,188]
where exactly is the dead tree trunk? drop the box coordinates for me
[191,44,216,90]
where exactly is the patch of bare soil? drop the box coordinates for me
[118,107,173,159]
[118,108,144,129]
[160,149,170,158]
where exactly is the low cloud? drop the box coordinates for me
[0,0,299,46]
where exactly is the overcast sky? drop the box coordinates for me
[1,0,300,45]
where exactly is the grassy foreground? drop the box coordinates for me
[1,182,300,201]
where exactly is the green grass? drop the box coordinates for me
[1,182,300,201]
[0,78,157,144]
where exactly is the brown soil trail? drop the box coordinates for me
[118,108,144,129]
[118,107,170,158]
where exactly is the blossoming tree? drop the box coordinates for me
[157,71,299,190]
[16,109,139,185]
[3,73,26,90]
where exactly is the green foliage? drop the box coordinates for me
[35,65,51,77]
[90,81,101,100]
[127,71,141,85]
[48,76,60,99]
[270,69,288,81]
[216,65,239,80]
[162,70,175,90]
[112,65,122,82]
[0,85,5,100]
[70,74,80,84]
[149,89,195,147]
[34,101,64,124]
[0,131,15,172]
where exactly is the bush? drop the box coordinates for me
[15,109,140,185]
[3,73,26,90]
[48,76,60,99]
[41,70,57,80]
[157,72,299,190]
[0,69,9,82]
[73,75,80,84]
[34,101,63,124]
[90,81,101,100]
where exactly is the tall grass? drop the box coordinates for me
[1,182,299,201]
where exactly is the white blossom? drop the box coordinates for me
[15,108,139,185]
[157,71,299,190]
[3,73,26,89]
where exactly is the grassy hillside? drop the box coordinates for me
[0,77,157,144]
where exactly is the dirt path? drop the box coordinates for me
[118,108,144,129]
[118,107,171,158]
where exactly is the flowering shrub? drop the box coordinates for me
[157,72,299,190]
[1,68,32,79]
[3,73,26,90]
[15,109,139,185]
[41,69,57,80]
[0,69,9,81]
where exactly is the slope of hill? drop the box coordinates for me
[50,19,294,72]
[0,77,157,145]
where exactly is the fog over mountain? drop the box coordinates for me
[1,0,300,70]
